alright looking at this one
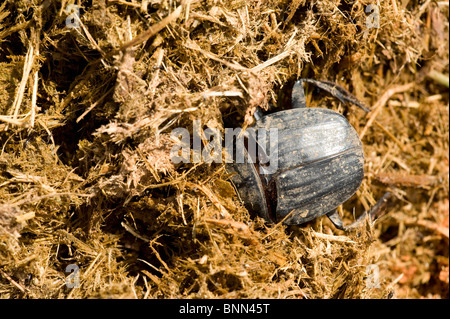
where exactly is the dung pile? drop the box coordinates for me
[0,0,448,299]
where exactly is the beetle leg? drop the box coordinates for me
[326,209,348,231]
[297,78,371,113]
[291,79,308,109]
[253,107,264,121]
[327,192,393,231]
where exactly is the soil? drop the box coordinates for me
[0,0,448,299]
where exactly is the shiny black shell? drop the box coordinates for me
[227,107,364,225]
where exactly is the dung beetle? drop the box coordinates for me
[226,78,382,231]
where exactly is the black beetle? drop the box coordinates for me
[226,78,380,231]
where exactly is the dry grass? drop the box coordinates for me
[0,0,448,299]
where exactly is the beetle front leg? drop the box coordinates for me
[327,192,393,231]
[291,79,308,109]
[294,78,371,112]
[253,107,264,121]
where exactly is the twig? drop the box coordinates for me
[427,70,449,88]
[189,11,227,27]
[0,115,29,126]
[0,269,27,294]
[374,172,440,188]
[373,120,405,151]
[146,47,165,97]
[250,50,293,73]
[121,221,151,242]
[76,87,114,123]
[185,39,248,71]
[108,0,141,8]
[116,4,184,53]
[15,211,36,223]
[359,83,414,139]
[310,232,356,243]
[8,192,93,207]
[204,218,260,246]
[11,45,35,122]
[149,241,172,273]
[403,218,449,240]
[74,14,105,56]
[185,182,231,219]
[30,69,39,128]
